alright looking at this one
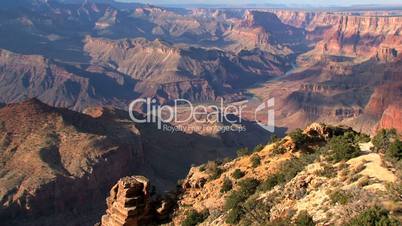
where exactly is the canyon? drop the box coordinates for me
[0,0,401,225]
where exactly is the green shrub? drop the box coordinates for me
[224,191,245,210]
[258,173,286,192]
[346,206,400,226]
[258,153,319,192]
[182,209,209,226]
[231,169,245,179]
[253,144,264,153]
[289,128,309,148]
[326,135,360,162]
[237,147,250,157]
[250,155,261,168]
[386,139,402,161]
[372,129,398,152]
[225,207,243,224]
[280,156,311,181]
[205,161,223,180]
[199,165,206,172]
[270,134,279,144]
[238,178,260,196]
[224,178,259,210]
[43,131,60,147]
[209,167,223,180]
[329,189,351,205]
[221,177,233,193]
[224,178,260,224]
[295,211,315,226]
[357,133,371,143]
[272,144,287,155]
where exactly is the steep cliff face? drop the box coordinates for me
[375,104,402,133]
[273,11,402,60]
[319,15,402,58]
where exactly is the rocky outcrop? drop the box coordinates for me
[101,176,151,226]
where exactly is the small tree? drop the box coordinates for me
[221,177,233,193]
[258,173,286,192]
[386,139,402,161]
[237,147,249,157]
[289,129,309,148]
[270,134,279,144]
[250,154,261,168]
[238,178,260,197]
[232,169,245,179]
[326,135,360,162]
[205,161,223,180]
[372,129,397,152]
[253,144,264,153]
[225,207,243,224]
[182,209,209,226]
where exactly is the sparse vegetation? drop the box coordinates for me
[272,144,287,155]
[43,131,60,147]
[357,176,370,187]
[372,128,402,165]
[329,189,351,205]
[315,164,337,178]
[386,139,402,161]
[289,128,309,148]
[270,134,279,144]
[253,144,264,153]
[295,211,315,226]
[325,134,360,162]
[250,154,261,168]
[237,147,250,157]
[357,133,371,143]
[231,169,245,179]
[224,178,260,224]
[346,206,400,226]
[258,173,286,192]
[258,152,319,192]
[182,209,209,226]
[199,165,206,172]
[221,177,233,193]
[223,157,232,164]
[205,161,223,180]
[372,128,397,152]
[225,206,243,224]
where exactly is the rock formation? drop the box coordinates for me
[101,176,151,226]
